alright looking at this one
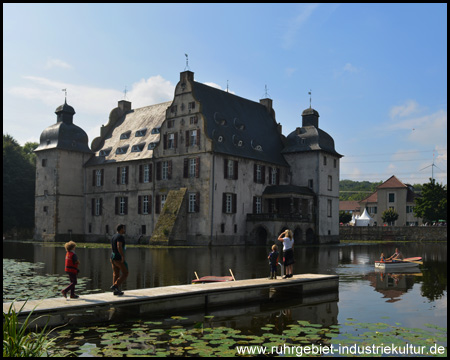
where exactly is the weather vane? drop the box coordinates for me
[184,53,190,71]
[62,88,67,102]
[308,89,312,108]
[124,86,128,100]
[265,84,271,98]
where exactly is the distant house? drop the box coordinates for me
[339,201,361,216]
[359,175,422,226]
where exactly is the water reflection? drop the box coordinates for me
[370,270,421,303]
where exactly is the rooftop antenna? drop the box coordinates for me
[123,86,128,100]
[62,88,67,102]
[308,89,312,108]
[184,53,190,71]
[262,84,271,99]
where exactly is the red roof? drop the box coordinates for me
[377,175,407,189]
[339,201,361,212]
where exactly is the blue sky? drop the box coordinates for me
[3,3,447,185]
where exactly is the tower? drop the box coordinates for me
[34,101,93,241]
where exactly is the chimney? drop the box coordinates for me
[260,98,276,120]
[118,100,131,113]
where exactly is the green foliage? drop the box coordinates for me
[3,301,60,357]
[339,180,382,201]
[381,208,399,225]
[3,134,37,233]
[414,179,447,223]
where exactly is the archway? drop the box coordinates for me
[294,227,303,244]
[255,226,268,246]
[306,228,315,244]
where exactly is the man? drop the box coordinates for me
[387,248,404,261]
[110,224,129,295]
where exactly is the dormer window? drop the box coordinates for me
[131,143,145,152]
[135,128,147,137]
[151,127,161,134]
[116,145,129,154]
[99,148,112,156]
[148,142,157,150]
[120,131,131,140]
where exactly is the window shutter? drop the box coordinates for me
[93,170,96,186]
[125,166,129,184]
[174,133,178,148]
[185,130,190,147]
[195,157,200,178]
[269,167,272,184]
[253,197,257,214]
[149,163,153,182]
[183,158,188,178]
[92,198,95,215]
[156,195,161,214]
[115,197,119,215]
[232,193,237,213]
[234,161,238,180]
[139,165,143,183]
[253,164,257,183]
[99,198,102,215]
[262,166,265,184]
[168,161,172,179]
[124,197,128,214]
[197,129,200,147]
[163,133,167,149]
[195,192,200,212]
[222,193,227,213]
[224,159,228,179]
[149,195,152,214]
[156,162,161,180]
[101,169,104,186]
[276,167,280,185]
[138,196,142,214]
[117,167,120,184]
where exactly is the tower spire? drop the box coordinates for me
[62,88,67,103]
[308,89,312,108]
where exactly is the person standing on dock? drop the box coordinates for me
[110,224,129,295]
[268,244,279,279]
[278,229,295,279]
[61,241,80,299]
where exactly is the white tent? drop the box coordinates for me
[355,208,374,226]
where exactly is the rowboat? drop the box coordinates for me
[374,257,422,270]
[192,269,236,284]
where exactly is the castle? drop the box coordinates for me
[34,70,342,245]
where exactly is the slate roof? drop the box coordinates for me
[192,82,289,167]
[35,102,93,154]
[85,101,171,166]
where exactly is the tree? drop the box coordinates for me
[381,208,399,226]
[3,134,36,233]
[414,179,447,223]
[339,211,352,224]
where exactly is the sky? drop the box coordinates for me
[3,3,447,185]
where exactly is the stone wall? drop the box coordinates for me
[339,226,447,242]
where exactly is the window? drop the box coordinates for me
[168,133,175,149]
[327,199,332,217]
[190,116,198,124]
[131,143,145,152]
[228,160,234,179]
[141,225,147,235]
[406,205,414,213]
[190,130,197,146]
[151,127,161,134]
[328,175,332,191]
[223,193,237,214]
[93,198,102,216]
[148,142,157,150]
[116,145,129,154]
[256,165,262,183]
[142,195,149,214]
[308,179,314,189]
[188,101,196,110]
[368,206,377,214]
[162,161,169,180]
[188,192,200,213]
[95,170,103,186]
[121,167,127,184]
[254,197,262,214]
[269,167,278,185]
[388,193,395,203]
[120,198,126,215]
[167,119,175,128]
[135,128,147,137]
[143,164,150,183]
[334,159,337,168]
[99,148,112,156]
[115,197,128,215]
[323,156,327,166]
[42,159,47,167]
[189,158,196,177]
[120,131,131,139]
[161,194,167,212]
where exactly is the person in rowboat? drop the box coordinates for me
[387,248,404,262]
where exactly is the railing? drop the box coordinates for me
[246,213,311,222]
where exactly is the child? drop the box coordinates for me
[380,252,386,262]
[61,241,80,299]
[268,244,279,279]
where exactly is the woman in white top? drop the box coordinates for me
[278,229,295,278]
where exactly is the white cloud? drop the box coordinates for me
[285,67,297,77]
[281,4,319,49]
[203,82,235,94]
[127,75,174,108]
[46,58,72,69]
[343,63,360,74]
[389,100,420,119]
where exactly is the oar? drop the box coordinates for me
[229,269,236,281]
[194,271,199,280]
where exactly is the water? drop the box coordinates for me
[3,240,447,355]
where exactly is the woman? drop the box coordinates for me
[278,229,295,278]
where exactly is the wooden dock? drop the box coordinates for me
[3,274,338,328]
